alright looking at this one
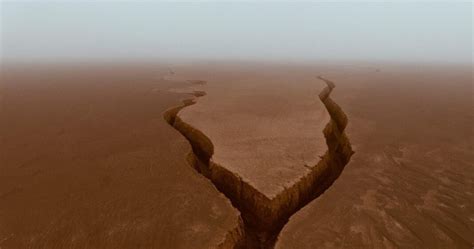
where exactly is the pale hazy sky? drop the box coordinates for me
[1,1,472,63]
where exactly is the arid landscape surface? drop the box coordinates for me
[0,64,242,248]
[0,62,472,249]
[276,64,473,249]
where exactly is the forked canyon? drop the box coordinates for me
[1,62,472,248]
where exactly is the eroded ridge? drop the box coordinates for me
[163,76,353,249]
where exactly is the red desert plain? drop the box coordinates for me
[0,62,472,249]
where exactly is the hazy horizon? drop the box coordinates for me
[1,1,472,64]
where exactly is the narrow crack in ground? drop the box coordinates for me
[163,76,354,249]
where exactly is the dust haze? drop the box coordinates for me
[1,1,471,64]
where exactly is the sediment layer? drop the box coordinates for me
[163,77,353,248]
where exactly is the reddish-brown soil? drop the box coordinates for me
[276,64,473,249]
[1,62,471,249]
[0,64,242,249]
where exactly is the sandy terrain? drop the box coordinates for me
[1,62,471,249]
[0,64,242,249]
[275,64,473,248]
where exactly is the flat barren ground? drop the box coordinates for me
[0,62,472,249]
[177,66,329,199]
[0,64,241,249]
[275,64,473,249]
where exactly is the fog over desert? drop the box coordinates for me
[0,1,472,249]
